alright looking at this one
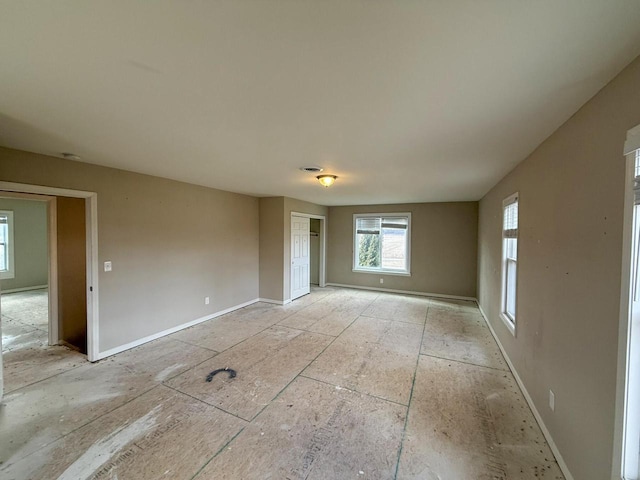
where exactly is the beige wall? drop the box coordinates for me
[259,197,285,302]
[477,57,640,480]
[327,202,478,298]
[57,196,87,352]
[0,198,48,291]
[0,147,259,353]
[258,196,328,302]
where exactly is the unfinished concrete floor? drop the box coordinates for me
[0,287,564,479]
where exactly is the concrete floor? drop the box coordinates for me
[0,287,564,479]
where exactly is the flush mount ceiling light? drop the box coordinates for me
[300,166,323,173]
[317,174,337,188]
[61,152,81,161]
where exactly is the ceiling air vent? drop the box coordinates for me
[300,166,323,173]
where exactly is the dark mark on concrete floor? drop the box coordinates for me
[206,367,237,382]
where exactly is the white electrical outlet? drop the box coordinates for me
[104,261,112,272]
[549,390,555,411]
[205,296,210,305]
[380,278,384,284]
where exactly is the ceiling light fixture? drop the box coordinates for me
[317,174,337,188]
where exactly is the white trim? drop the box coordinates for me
[86,195,99,361]
[0,191,59,346]
[47,197,59,346]
[613,148,640,480]
[352,212,412,276]
[500,192,519,337]
[96,298,260,360]
[478,304,574,480]
[624,124,640,156]
[0,284,48,294]
[0,181,99,361]
[499,312,516,336]
[351,269,411,277]
[325,282,476,302]
[259,297,292,305]
[0,210,15,280]
[291,212,327,288]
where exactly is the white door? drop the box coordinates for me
[291,216,310,300]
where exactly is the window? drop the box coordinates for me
[0,210,15,280]
[353,213,411,275]
[501,194,518,333]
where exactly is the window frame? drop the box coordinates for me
[352,212,411,276]
[500,193,518,335]
[0,210,15,280]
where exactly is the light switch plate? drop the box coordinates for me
[104,261,112,272]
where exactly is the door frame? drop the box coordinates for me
[290,212,326,301]
[0,181,99,362]
[0,191,59,345]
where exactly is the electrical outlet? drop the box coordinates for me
[549,390,555,411]
[380,278,384,284]
[104,261,112,272]
[205,296,210,305]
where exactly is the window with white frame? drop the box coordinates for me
[0,210,15,280]
[501,194,518,331]
[353,213,411,275]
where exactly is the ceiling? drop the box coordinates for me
[1,1,640,206]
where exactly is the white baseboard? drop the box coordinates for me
[95,298,260,361]
[325,282,476,302]
[477,304,574,480]
[258,298,291,305]
[1,284,48,294]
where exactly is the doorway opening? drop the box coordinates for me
[0,180,98,388]
[1,195,50,356]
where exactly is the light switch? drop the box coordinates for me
[104,261,112,272]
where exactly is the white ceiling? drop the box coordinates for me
[1,1,639,206]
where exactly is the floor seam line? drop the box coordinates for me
[418,353,509,372]
[298,374,408,407]
[161,383,251,422]
[189,426,248,480]
[1,354,90,394]
[244,313,361,423]
[160,351,220,383]
[393,303,429,480]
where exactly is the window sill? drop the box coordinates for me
[352,269,411,277]
[500,312,516,337]
[0,272,15,281]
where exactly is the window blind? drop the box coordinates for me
[356,217,381,235]
[381,217,408,229]
[634,150,640,205]
[503,199,518,238]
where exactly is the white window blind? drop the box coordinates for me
[634,150,640,205]
[503,197,518,238]
[356,217,381,235]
